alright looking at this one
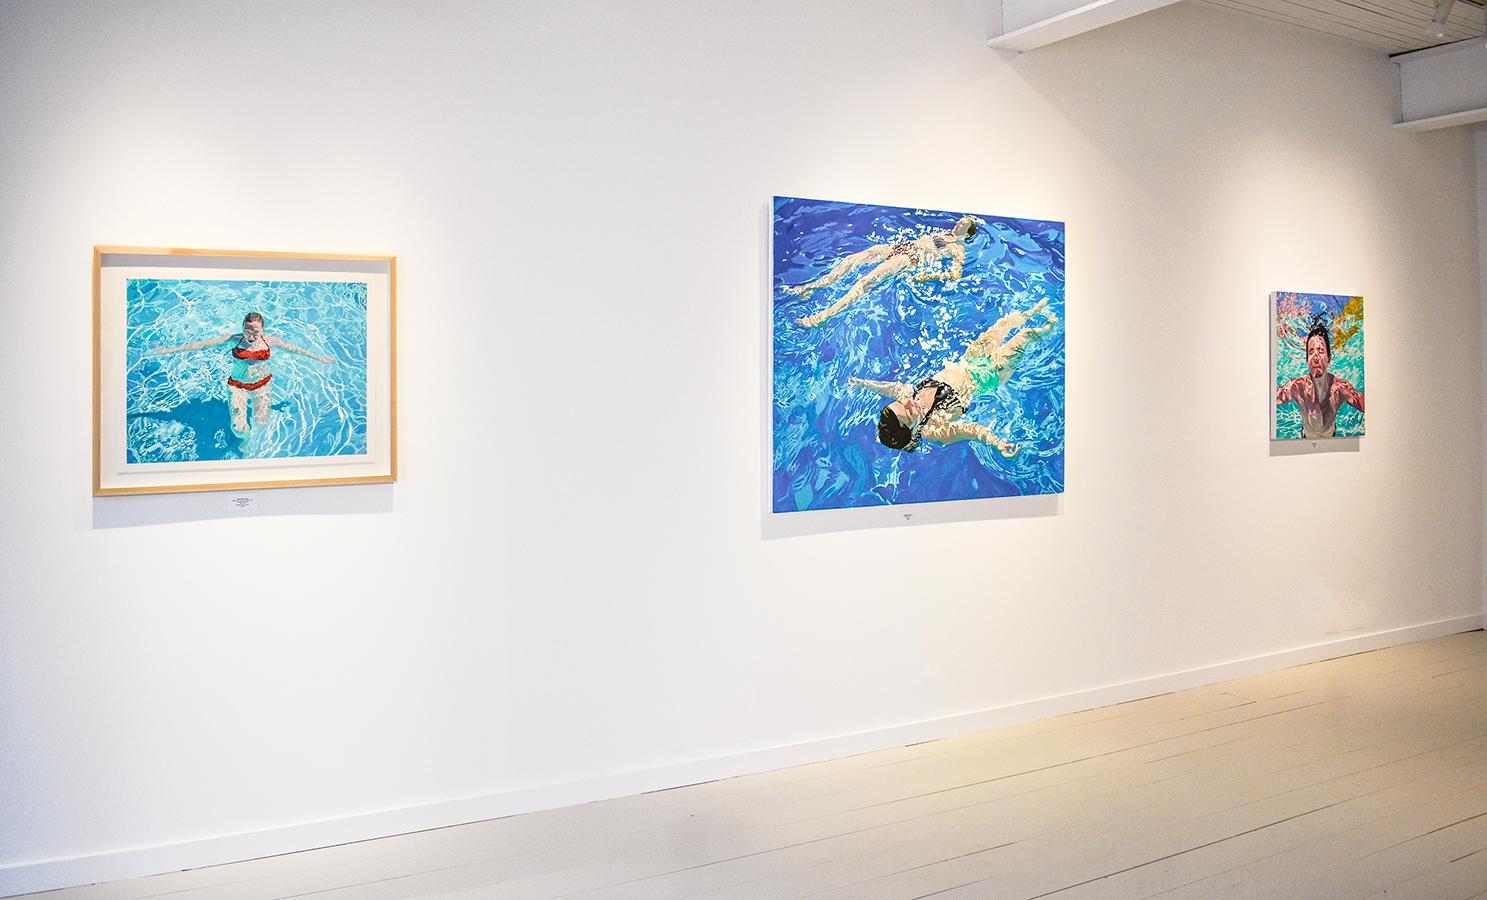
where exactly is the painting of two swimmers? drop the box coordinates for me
[772,196,1066,513]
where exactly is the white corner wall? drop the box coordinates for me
[1480,123,1487,624]
[1,1,1482,893]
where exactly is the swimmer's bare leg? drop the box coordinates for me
[252,383,272,430]
[982,315,1060,377]
[999,314,1058,357]
[785,246,892,301]
[797,255,910,327]
[962,298,1053,358]
[229,386,250,440]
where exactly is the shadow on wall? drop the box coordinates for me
[997,5,1398,462]
[999,4,1398,182]
[93,483,394,529]
[763,492,1060,540]
[1269,437,1360,456]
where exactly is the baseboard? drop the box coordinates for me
[4,612,1480,897]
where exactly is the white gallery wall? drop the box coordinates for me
[1480,123,1487,628]
[1,0,1482,892]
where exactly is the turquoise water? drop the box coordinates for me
[773,197,1065,512]
[1273,291,1364,439]
[126,279,368,463]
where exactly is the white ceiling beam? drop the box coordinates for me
[1393,36,1487,132]
[987,0,1184,52]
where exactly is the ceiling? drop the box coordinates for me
[1194,0,1485,54]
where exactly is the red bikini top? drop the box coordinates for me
[232,341,270,361]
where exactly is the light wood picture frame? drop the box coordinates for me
[93,246,397,495]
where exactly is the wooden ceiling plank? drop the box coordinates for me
[1249,0,1481,44]
[1199,0,1483,52]
[1197,0,1408,49]
[1272,0,1467,39]
[1206,0,1411,42]
[1339,0,1483,32]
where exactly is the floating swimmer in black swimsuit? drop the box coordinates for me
[849,298,1057,455]
[785,216,979,327]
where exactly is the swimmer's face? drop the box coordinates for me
[953,216,975,238]
[888,395,926,431]
[243,318,263,339]
[1305,334,1330,377]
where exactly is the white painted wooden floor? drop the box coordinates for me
[28,630,1487,899]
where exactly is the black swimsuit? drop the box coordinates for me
[915,378,968,420]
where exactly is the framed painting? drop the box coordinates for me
[1271,290,1364,440]
[771,196,1065,512]
[93,246,396,495]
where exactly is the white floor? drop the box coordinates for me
[28,630,1487,899]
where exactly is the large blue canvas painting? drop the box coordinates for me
[772,196,1066,512]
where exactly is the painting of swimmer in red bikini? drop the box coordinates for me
[94,247,396,495]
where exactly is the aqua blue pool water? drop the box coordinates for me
[773,197,1065,512]
[1273,291,1364,439]
[126,279,368,464]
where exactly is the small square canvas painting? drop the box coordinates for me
[1272,291,1365,439]
[771,196,1065,513]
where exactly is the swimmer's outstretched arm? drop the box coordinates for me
[151,334,234,355]
[1331,378,1364,413]
[921,420,1019,458]
[847,377,913,402]
[265,335,334,364]
[1275,376,1311,406]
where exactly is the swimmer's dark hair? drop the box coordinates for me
[244,311,265,326]
[878,406,918,452]
[965,221,978,239]
[1304,314,1330,359]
